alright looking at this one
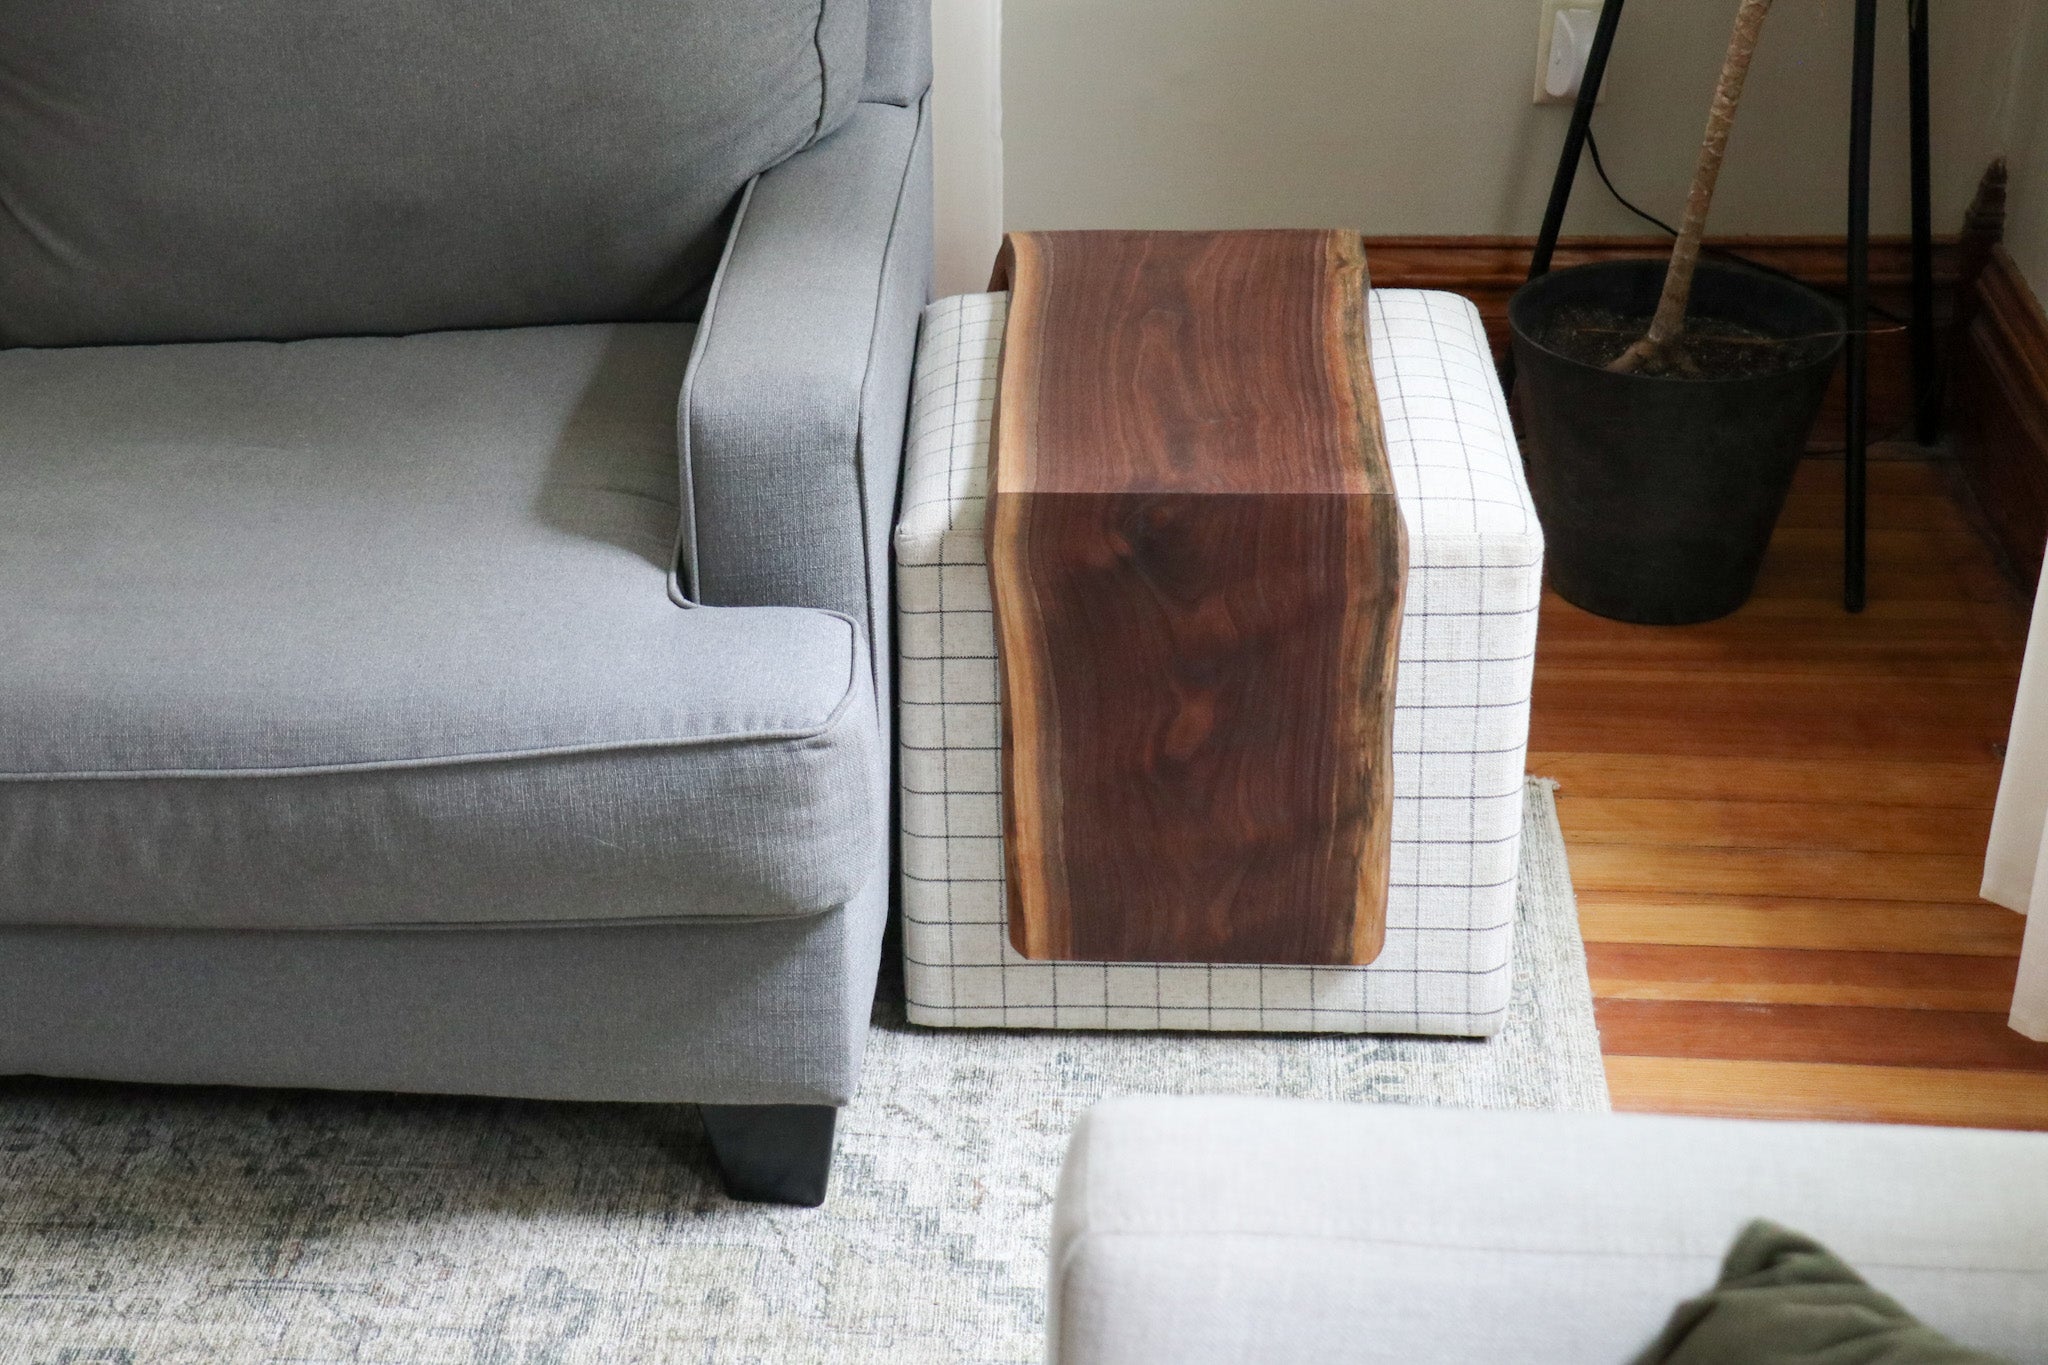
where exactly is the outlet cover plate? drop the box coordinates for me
[1535,0,1606,105]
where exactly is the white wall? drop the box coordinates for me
[931,0,1005,296]
[1999,0,2048,299]
[1000,0,2027,242]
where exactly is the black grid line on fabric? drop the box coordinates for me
[902,742,1538,758]
[902,670,1545,707]
[901,867,1523,897]
[897,920,1521,944]
[905,810,1531,843]
[903,781,1528,800]
[897,557,1546,574]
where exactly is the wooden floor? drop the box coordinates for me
[1530,454,2048,1129]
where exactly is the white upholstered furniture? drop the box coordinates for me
[895,290,1543,1035]
[1048,1097,2048,1365]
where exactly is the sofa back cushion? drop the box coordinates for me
[0,0,867,346]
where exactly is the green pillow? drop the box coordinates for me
[1633,1220,2013,1365]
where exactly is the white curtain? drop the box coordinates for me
[1988,561,2048,1040]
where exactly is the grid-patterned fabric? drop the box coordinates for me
[895,290,1543,1036]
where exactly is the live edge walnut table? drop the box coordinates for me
[990,230,1404,968]
[896,230,1547,1036]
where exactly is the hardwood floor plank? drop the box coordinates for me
[1529,753,2004,808]
[1788,456,1945,494]
[1745,528,2019,604]
[1798,461,1934,491]
[1535,644,2018,682]
[1794,454,1933,491]
[1568,844,1986,903]
[1576,892,2026,956]
[1559,797,1993,856]
[1595,999,2048,1073]
[1530,672,2013,763]
[1603,1056,2048,1129]
[1536,606,2024,678]
[1585,943,2021,1011]
[1539,593,2025,640]
[1531,752,2002,808]
[1776,489,1974,534]
[1542,452,2036,1128]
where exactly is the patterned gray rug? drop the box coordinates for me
[0,780,1604,1365]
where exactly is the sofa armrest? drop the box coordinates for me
[679,96,932,671]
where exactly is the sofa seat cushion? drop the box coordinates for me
[0,324,881,931]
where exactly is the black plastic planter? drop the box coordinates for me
[1509,260,1844,624]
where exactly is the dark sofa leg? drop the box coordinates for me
[700,1103,838,1207]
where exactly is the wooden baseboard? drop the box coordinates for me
[1361,234,1957,447]
[1953,246,2048,591]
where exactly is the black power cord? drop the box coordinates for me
[1581,123,1927,450]
[1583,125,1910,328]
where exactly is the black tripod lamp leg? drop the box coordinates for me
[1528,0,1629,282]
[1845,0,1877,613]
[1509,0,1627,396]
[1908,0,1939,444]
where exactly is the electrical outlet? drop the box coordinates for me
[1535,0,1605,105]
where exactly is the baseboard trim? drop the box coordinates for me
[1361,234,1957,445]
[1361,233,1953,291]
[1953,246,2048,590]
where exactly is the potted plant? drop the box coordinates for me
[1509,0,1844,624]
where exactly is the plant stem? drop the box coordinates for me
[1611,0,1775,374]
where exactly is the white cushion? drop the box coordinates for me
[1051,1097,2048,1364]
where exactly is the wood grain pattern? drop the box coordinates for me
[1597,1000,2048,1073]
[987,230,1405,965]
[1952,246,2048,589]
[1532,672,2013,763]
[1586,944,2020,1012]
[1576,892,2026,957]
[1601,1056,2048,1130]
[1569,845,1986,904]
[1749,526,2026,604]
[1526,753,2003,808]
[1536,452,2048,1129]
[1562,798,1993,856]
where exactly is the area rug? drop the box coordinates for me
[0,779,1604,1365]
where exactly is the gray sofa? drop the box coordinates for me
[0,0,931,1205]
[1051,1098,2048,1362]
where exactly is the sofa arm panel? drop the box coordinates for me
[679,97,932,687]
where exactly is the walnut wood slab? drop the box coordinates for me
[987,229,1406,966]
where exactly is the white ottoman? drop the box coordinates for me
[895,290,1542,1036]
[1048,1098,2048,1365]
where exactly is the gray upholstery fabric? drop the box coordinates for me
[0,324,881,930]
[682,97,932,703]
[0,0,868,346]
[0,874,889,1107]
[864,0,936,104]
